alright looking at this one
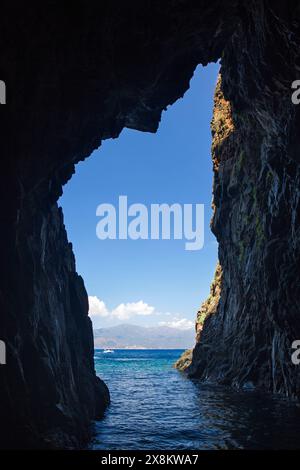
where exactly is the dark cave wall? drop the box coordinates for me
[188,1,300,398]
[0,198,110,448]
[0,0,237,449]
[1,0,300,449]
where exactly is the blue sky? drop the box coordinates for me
[59,62,219,330]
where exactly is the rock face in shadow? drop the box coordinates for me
[0,0,300,449]
[187,2,300,398]
[0,0,237,449]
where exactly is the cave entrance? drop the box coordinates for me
[59,62,218,371]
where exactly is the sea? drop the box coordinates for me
[91,349,300,450]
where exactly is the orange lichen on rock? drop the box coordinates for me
[211,74,235,171]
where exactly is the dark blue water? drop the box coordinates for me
[91,349,300,450]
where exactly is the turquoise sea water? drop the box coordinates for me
[91,349,300,450]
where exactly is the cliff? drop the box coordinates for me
[94,324,195,350]
[0,0,300,449]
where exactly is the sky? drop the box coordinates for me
[59,62,220,330]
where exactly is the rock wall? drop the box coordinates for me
[188,1,300,398]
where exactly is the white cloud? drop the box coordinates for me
[88,296,109,317]
[158,318,194,330]
[88,296,194,330]
[88,296,154,321]
[111,301,154,320]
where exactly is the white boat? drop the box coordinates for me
[103,349,114,353]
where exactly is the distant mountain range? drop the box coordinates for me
[93,324,195,349]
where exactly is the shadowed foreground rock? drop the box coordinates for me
[0,0,300,449]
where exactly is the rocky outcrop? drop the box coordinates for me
[195,263,222,342]
[1,0,300,449]
[187,2,300,398]
[174,349,193,371]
